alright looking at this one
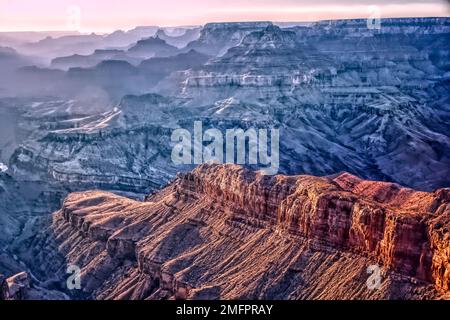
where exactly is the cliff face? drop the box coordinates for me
[31,164,449,299]
[176,165,449,292]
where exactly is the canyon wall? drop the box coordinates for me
[30,164,448,300]
[179,166,449,290]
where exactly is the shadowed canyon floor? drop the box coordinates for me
[3,164,448,300]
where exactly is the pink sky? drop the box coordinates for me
[0,0,448,32]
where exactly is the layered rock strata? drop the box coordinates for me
[32,164,450,299]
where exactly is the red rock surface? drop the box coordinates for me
[47,164,449,299]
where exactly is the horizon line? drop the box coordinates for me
[0,15,449,34]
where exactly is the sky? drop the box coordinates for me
[0,0,449,32]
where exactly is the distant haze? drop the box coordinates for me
[0,0,449,32]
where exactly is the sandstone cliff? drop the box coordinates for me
[27,164,449,299]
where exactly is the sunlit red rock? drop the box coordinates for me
[47,164,449,299]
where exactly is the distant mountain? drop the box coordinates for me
[0,31,81,48]
[154,27,201,48]
[103,26,159,47]
[65,60,139,99]
[0,47,39,96]
[184,21,273,56]
[48,27,201,70]
[200,24,328,76]
[56,50,211,99]
[274,21,311,28]
[127,36,179,59]
[0,46,34,67]
[19,33,106,60]
[76,59,138,76]
[16,27,160,62]
[4,47,210,100]
[139,49,211,81]
[45,27,200,70]
[163,26,201,37]
[50,49,142,70]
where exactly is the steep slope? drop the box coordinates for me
[19,164,449,300]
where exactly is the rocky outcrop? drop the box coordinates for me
[0,271,68,300]
[178,165,449,289]
[1,272,30,300]
[38,164,449,300]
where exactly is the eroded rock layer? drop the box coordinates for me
[35,164,449,299]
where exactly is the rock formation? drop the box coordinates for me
[28,164,449,300]
[0,17,449,300]
[0,271,67,300]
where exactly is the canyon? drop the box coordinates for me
[2,164,448,300]
[0,17,449,300]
